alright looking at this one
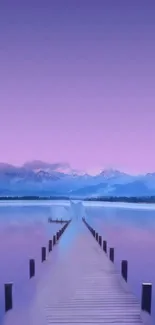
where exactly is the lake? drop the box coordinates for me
[0,200,155,323]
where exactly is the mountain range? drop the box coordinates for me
[0,160,155,197]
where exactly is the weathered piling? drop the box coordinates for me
[48,239,53,252]
[121,260,128,282]
[141,283,152,314]
[53,235,56,245]
[99,235,102,246]
[29,259,35,278]
[109,247,114,262]
[41,247,46,262]
[103,240,107,253]
[5,283,13,312]
[56,232,59,241]
[95,232,99,242]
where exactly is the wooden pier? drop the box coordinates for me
[48,217,71,224]
[3,218,153,325]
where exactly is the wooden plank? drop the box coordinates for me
[3,219,153,325]
[41,221,145,324]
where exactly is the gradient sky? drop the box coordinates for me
[0,1,155,173]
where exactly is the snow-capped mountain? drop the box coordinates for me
[0,161,155,197]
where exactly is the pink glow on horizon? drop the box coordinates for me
[0,1,155,174]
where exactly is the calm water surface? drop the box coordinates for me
[0,200,155,322]
[0,200,71,323]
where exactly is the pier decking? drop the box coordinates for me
[3,219,153,325]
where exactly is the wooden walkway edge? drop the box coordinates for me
[3,219,154,325]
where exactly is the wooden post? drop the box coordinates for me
[5,283,13,312]
[48,239,52,252]
[99,235,102,246]
[53,235,56,245]
[121,260,128,282]
[103,240,107,253]
[109,247,114,262]
[56,232,59,241]
[96,232,98,242]
[29,259,35,278]
[41,247,46,262]
[141,283,152,314]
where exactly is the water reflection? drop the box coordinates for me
[0,201,155,322]
[0,203,70,323]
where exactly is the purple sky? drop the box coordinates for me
[0,1,155,173]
